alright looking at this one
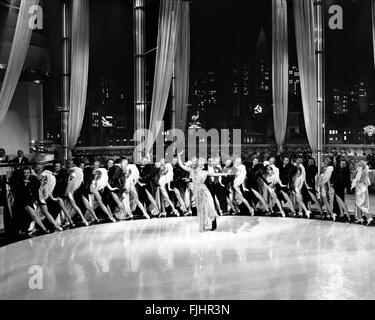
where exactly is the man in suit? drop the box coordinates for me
[279,156,294,188]
[11,150,29,165]
[332,159,351,218]
[206,156,228,215]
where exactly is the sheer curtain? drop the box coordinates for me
[293,0,318,154]
[146,0,182,154]
[0,0,39,126]
[272,0,288,152]
[174,1,190,133]
[372,0,375,69]
[68,0,90,149]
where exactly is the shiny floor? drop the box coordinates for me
[1,216,375,300]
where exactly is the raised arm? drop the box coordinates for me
[177,151,193,173]
[207,171,231,177]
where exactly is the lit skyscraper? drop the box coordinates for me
[188,71,217,130]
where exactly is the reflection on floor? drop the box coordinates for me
[1,216,375,300]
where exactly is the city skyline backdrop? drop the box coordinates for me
[1,0,374,148]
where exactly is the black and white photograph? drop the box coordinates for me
[0,0,375,307]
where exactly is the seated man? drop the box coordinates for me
[0,148,9,163]
[10,150,29,165]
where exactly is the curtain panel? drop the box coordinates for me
[272,0,288,152]
[372,0,375,70]
[146,0,182,154]
[174,1,190,134]
[68,0,90,149]
[0,0,39,126]
[293,0,318,154]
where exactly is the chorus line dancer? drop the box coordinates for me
[171,157,189,215]
[137,155,160,216]
[124,162,151,219]
[246,157,270,213]
[291,163,311,219]
[264,163,286,217]
[64,167,89,226]
[233,158,255,216]
[158,161,180,217]
[316,158,336,221]
[222,158,239,215]
[352,160,372,225]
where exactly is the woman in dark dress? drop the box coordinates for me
[306,157,318,190]
[12,168,50,234]
[222,159,239,214]
[246,156,270,213]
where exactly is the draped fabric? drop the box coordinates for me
[0,0,39,126]
[68,0,90,149]
[293,0,318,154]
[272,0,288,152]
[174,1,190,133]
[146,0,182,154]
[372,0,375,69]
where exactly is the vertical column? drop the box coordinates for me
[315,0,325,170]
[134,0,146,142]
[61,0,70,162]
[170,63,176,130]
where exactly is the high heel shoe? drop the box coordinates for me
[281,211,286,218]
[332,214,337,222]
[173,210,180,217]
[306,211,311,220]
[367,218,373,226]
[55,225,63,232]
[109,217,116,223]
[211,219,217,231]
[82,219,89,226]
[42,228,50,234]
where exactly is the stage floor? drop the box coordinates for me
[1,216,375,300]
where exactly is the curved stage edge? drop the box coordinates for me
[0,216,374,300]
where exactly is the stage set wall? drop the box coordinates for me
[0,81,43,155]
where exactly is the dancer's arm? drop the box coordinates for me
[351,167,362,190]
[106,183,119,192]
[207,171,231,177]
[177,151,192,173]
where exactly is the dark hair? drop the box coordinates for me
[251,156,259,163]
[23,167,32,174]
[0,148,5,153]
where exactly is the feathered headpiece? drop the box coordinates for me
[94,168,109,191]
[68,167,84,193]
[39,170,56,199]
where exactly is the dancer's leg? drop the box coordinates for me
[56,197,75,225]
[81,196,99,221]
[25,206,48,232]
[173,188,187,213]
[67,194,89,225]
[94,192,115,221]
[294,194,311,218]
[131,190,150,219]
[160,187,179,216]
[269,190,285,217]
[235,187,254,215]
[39,205,63,230]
